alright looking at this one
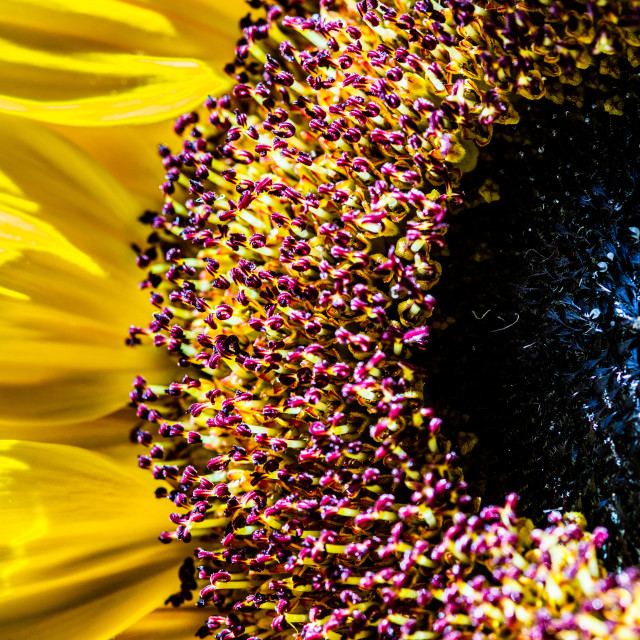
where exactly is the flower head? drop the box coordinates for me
[128,1,640,638]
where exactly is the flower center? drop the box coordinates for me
[128,0,640,638]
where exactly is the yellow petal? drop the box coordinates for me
[0,113,148,253]
[0,116,171,426]
[115,607,211,640]
[53,121,170,210]
[0,0,247,126]
[0,408,137,457]
[0,44,221,127]
[0,205,104,276]
[0,441,185,640]
[0,251,170,426]
[0,408,131,449]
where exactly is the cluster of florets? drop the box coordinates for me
[128,1,640,638]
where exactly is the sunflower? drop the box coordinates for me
[2,1,640,640]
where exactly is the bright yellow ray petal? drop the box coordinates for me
[0,0,247,126]
[0,441,186,640]
[0,240,170,428]
[0,205,104,276]
[0,0,246,60]
[53,120,171,210]
[0,116,171,426]
[114,607,211,640]
[0,44,223,127]
[0,408,153,473]
[0,113,149,252]
[0,408,136,456]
